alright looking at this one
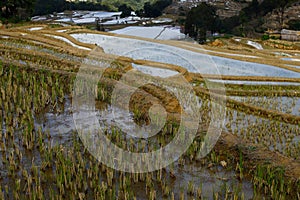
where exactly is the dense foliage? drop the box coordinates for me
[102,0,155,11]
[222,0,299,34]
[0,0,36,21]
[184,3,219,44]
[241,0,298,30]
[288,19,300,31]
[185,0,299,42]
[0,0,170,21]
[33,0,110,16]
[118,4,133,18]
[137,0,172,18]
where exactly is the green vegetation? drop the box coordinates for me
[0,23,299,199]
[138,0,172,18]
[33,0,111,16]
[222,0,299,35]
[0,0,36,22]
[288,19,300,31]
[261,34,270,41]
[102,0,155,11]
[0,0,172,23]
[118,4,133,18]
[252,165,295,198]
[184,3,219,44]
[33,0,171,18]
[0,60,249,199]
[185,0,299,43]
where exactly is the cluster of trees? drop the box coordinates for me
[233,0,297,31]
[1,0,171,22]
[185,0,299,43]
[101,0,155,11]
[137,0,172,18]
[0,0,35,21]
[288,19,300,30]
[118,4,133,18]
[184,3,219,44]
[3,0,299,43]
[0,0,111,21]
[33,0,110,16]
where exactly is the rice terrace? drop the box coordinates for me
[0,0,300,199]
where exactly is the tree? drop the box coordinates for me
[33,0,109,16]
[275,0,297,29]
[185,3,219,43]
[288,19,300,30]
[118,4,133,18]
[0,0,35,20]
[219,0,298,35]
[33,0,66,16]
[141,0,172,18]
[243,0,259,17]
[144,2,160,17]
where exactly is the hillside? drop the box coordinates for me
[181,0,300,38]
[262,1,300,30]
[102,0,155,10]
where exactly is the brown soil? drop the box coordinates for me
[209,39,224,47]
[215,130,300,184]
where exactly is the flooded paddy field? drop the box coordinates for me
[0,24,299,199]
[0,62,256,199]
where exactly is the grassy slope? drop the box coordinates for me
[101,0,156,10]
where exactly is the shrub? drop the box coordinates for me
[262,34,269,40]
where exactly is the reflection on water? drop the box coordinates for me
[0,61,258,199]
